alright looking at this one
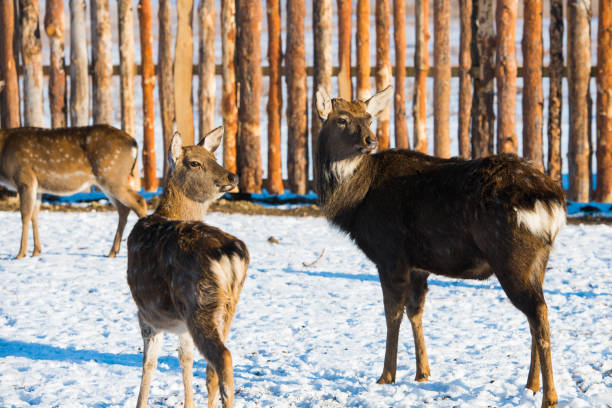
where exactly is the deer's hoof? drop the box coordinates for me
[376,372,395,384]
[32,249,41,257]
[107,251,117,258]
[415,372,429,382]
[541,392,558,408]
[16,252,26,260]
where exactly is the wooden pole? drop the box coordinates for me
[356,0,370,100]
[221,0,237,173]
[91,0,112,125]
[393,0,409,148]
[337,0,352,100]
[236,0,262,193]
[138,0,157,191]
[69,0,89,127]
[198,0,215,141]
[175,0,195,145]
[547,0,563,185]
[567,0,591,202]
[266,0,284,194]
[286,0,308,195]
[458,0,472,158]
[495,0,518,154]
[158,0,175,180]
[20,0,44,127]
[413,0,429,153]
[312,0,332,165]
[118,0,135,137]
[433,0,451,157]
[0,0,20,128]
[596,0,612,202]
[44,0,66,128]
[375,0,391,150]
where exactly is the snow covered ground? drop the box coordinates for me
[0,210,610,407]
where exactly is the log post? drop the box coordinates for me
[0,0,21,128]
[337,0,352,100]
[138,0,157,191]
[118,0,135,137]
[221,0,237,173]
[356,0,370,100]
[158,0,175,180]
[44,0,67,128]
[567,0,591,202]
[495,0,518,154]
[20,0,45,127]
[236,0,262,193]
[375,0,391,150]
[286,0,308,195]
[266,0,284,194]
[596,0,612,202]
[433,0,451,158]
[393,0,409,148]
[198,0,215,141]
[547,0,563,185]
[312,0,332,168]
[69,0,89,127]
[175,0,194,145]
[91,0,112,125]
[413,0,429,153]
[458,0,472,158]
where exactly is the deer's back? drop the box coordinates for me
[127,214,249,333]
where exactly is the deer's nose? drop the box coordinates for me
[365,136,376,146]
[228,173,238,185]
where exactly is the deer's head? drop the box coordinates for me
[167,126,238,203]
[315,86,393,162]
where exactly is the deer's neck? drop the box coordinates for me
[154,181,210,221]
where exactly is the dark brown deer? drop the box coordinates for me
[314,86,565,408]
[0,124,147,259]
[127,126,247,408]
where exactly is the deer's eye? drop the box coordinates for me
[189,161,201,168]
[336,117,347,127]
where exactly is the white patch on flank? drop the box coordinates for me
[515,200,566,240]
[210,256,233,296]
[329,156,362,182]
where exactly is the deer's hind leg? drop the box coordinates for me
[405,270,430,382]
[107,198,130,258]
[136,315,163,408]
[30,193,42,256]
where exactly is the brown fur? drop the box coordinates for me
[127,127,247,408]
[0,125,147,258]
[314,87,564,408]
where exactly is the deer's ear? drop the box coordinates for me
[198,125,223,152]
[168,131,183,170]
[315,86,332,121]
[365,86,393,118]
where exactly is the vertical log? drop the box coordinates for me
[70,0,89,126]
[44,0,67,128]
[266,0,283,194]
[458,0,472,158]
[471,0,495,158]
[158,0,175,180]
[547,0,563,185]
[236,0,262,193]
[198,0,215,141]
[286,0,308,195]
[138,0,157,191]
[567,0,591,202]
[312,0,332,163]
[356,0,370,100]
[221,0,237,173]
[413,0,429,153]
[522,0,543,169]
[91,0,112,125]
[175,0,194,145]
[596,0,612,202]
[495,0,518,154]
[0,0,21,128]
[337,0,352,100]
[118,0,135,137]
[375,0,391,150]
[20,0,44,127]
[393,0,409,148]
[433,0,451,157]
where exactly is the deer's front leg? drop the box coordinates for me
[377,282,406,384]
[405,271,430,382]
[136,318,163,408]
[30,193,42,256]
[16,181,36,259]
[178,333,195,408]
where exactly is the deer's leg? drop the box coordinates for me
[178,333,195,408]
[109,186,147,218]
[405,271,430,382]
[377,282,406,384]
[16,182,36,259]
[30,193,42,257]
[206,364,220,408]
[108,199,130,258]
[526,325,541,392]
[136,317,163,408]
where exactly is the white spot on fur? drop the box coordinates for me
[329,157,362,182]
[515,200,566,240]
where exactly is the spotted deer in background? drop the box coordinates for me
[313,86,565,408]
[0,124,146,259]
[127,126,247,408]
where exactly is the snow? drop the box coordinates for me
[1,210,611,407]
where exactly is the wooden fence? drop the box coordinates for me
[0,0,610,202]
